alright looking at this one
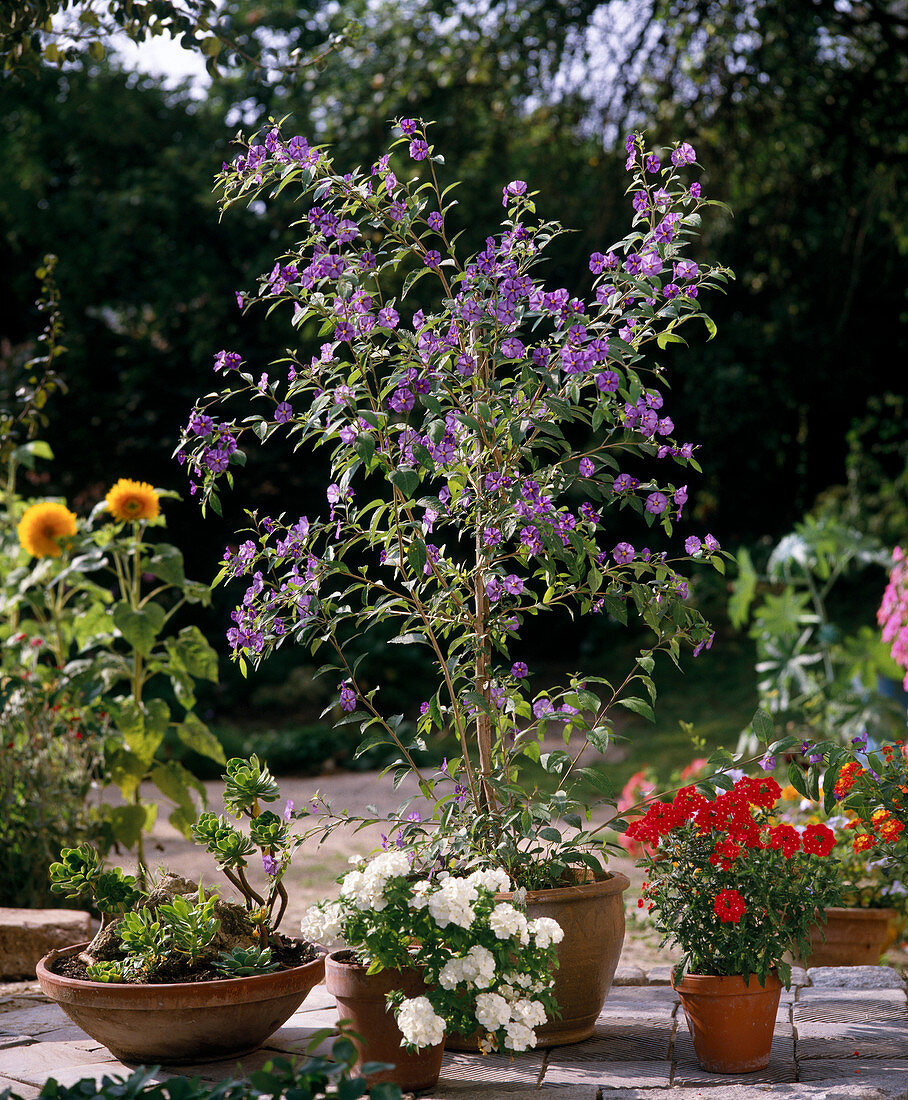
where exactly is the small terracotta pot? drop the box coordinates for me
[36,942,325,1064]
[324,951,444,1091]
[447,870,630,1049]
[673,971,782,1073]
[801,906,898,967]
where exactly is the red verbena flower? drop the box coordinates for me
[800,823,836,857]
[713,888,746,923]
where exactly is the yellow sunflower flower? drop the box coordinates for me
[105,479,161,522]
[17,501,78,558]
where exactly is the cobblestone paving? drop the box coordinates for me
[1,967,907,1099]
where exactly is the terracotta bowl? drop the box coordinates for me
[36,942,325,1064]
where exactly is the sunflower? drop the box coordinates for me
[17,501,78,558]
[105,479,161,522]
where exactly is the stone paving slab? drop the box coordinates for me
[0,1077,40,1100]
[2,970,908,1097]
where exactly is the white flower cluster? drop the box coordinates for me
[465,867,512,893]
[438,944,496,989]
[528,916,564,949]
[300,900,346,948]
[397,995,446,1049]
[339,850,410,912]
[489,902,530,944]
[474,990,548,1051]
[426,875,478,929]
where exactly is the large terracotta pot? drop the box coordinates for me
[324,950,444,1091]
[447,870,630,1049]
[36,942,325,1064]
[801,906,898,967]
[673,971,782,1073]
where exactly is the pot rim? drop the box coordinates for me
[501,870,631,905]
[672,970,782,994]
[37,941,325,1005]
[821,906,899,920]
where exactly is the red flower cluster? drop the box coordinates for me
[713,887,746,923]
[626,775,837,917]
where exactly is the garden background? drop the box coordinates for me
[1,0,906,811]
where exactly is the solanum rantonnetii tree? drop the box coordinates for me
[181,120,733,887]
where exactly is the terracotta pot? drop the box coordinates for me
[324,951,444,1091]
[673,971,783,1073]
[36,942,325,1064]
[447,870,630,1049]
[801,906,898,967]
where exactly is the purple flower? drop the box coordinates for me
[512,661,528,678]
[378,306,399,328]
[684,535,702,554]
[503,574,524,595]
[501,179,527,206]
[639,252,663,277]
[485,576,503,601]
[612,473,638,493]
[690,182,702,198]
[409,138,429,160]
[389,387,415,413]
[520,525,542,554]
[339,681,356,712]
[262,855,279,876]
[671,142,696,166]
[334,321,355,342]
[596,371,619,393]
[579,457,595,477]
[589,252,607,273]
[456,353,475,377]
[424,250,441,268]
[759,753,777,772]
[501,337,525,359]
[427,210,443,230]
[645,154,661,174]
[283,800,294,822]
[692,632,715,658]
[399,117,418,134]
[645,492,668,514]
[613,542,634,564]
[214,350,242,372]
[274,402,293,423]
[704,533,721,552]
[483,527,502,547]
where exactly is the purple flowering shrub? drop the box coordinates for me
[180,121,732,886]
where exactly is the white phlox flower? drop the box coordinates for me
[427,876,478,929]
[300,901,345,948]
[529,916,564,949]
[439,944,496,989]
[504,1019,536,1052]
[396,996,445,1049]
[509,998,547,1028]
[467,867,512,894]
[489,901,529,943]
[408,879,432,909]
[474,991,511,1031]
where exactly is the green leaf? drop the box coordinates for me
[617,697,655,722]
[116,698,170,767]
[146,545,185,586]
[175,712,226,765]
[389,468,419,498]
[787,762,809,798]
[167,625,219,682]
[751,708,774,744]
[728,546,757,628]
[112,601,165,657]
